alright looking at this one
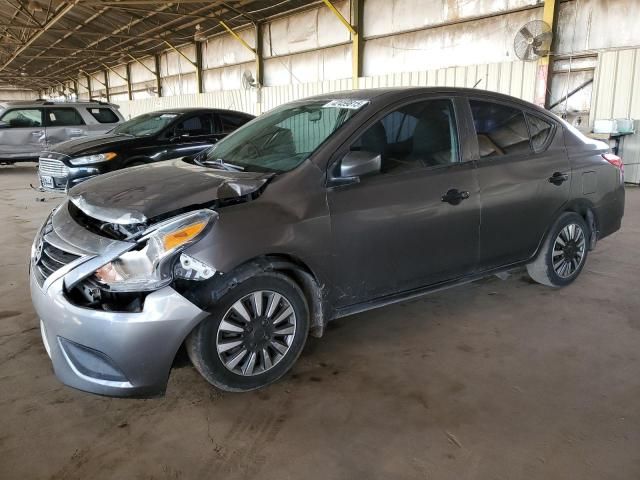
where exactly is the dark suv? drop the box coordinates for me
[30,88,625,396]
[38,108,253,192]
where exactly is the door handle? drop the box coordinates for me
[31,130,44,136]
[548,172,569,185]
[441,188,470,205]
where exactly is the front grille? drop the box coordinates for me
[34,236,80,285]
[39,158,69,178]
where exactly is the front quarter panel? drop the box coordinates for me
[183,160,331,287]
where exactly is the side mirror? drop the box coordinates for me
[340,150,381,178]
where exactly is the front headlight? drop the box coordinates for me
[93,209,216,292]
[69,152,117,166]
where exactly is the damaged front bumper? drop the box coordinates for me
[29,203,209,397]
[31,274,206,396]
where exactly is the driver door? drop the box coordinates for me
[326,97,480,307]
[0,108,45,160]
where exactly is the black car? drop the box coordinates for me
[30,88,625,396]
[37,108,254,192]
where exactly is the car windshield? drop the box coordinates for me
[197,99,369,173]
[112,112,179,137]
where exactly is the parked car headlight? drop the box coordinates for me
[93,209,216,292]
[69,152,117,166]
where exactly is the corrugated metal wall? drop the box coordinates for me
[591,47,640,123]
[116,59,537,119]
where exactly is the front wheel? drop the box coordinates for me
[527,212,589,287]
[186,272,309,392]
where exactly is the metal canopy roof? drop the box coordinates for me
[0,0,318,91]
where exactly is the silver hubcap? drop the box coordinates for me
[552,223,586,278]
[216,290,296,376]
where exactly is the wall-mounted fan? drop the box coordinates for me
[242,70,258,89]
[194,24,206,43]
[514,20,552,61]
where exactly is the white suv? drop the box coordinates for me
[0,100,124,163]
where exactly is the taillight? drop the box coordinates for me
[602,153,624,171]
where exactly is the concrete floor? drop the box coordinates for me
[1,163,639,480]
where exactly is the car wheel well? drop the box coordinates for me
[178,254,328,339]
[256,254,328,338]
[564,203,598,249]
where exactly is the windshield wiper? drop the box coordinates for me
[202,158,245,172]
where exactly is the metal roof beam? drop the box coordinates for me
[0,23,189,41]
[0,1,79,73]
[31,2,177,77]
[35,2,218,79]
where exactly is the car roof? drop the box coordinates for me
[150,107,254,116]
[302,87,549,115]
[0,100,119,108]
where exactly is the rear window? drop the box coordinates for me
[87,107,119,124]
[526,113,554,152]
[470,100,531,157]
[47,108,84,126]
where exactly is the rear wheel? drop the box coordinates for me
[527,212,589,287]
[186,272,309,392]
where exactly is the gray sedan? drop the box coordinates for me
[30,87,625,396]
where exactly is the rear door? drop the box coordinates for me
[467,97,570,270]
[44,107,87,146]
[327,96,480,306]
[0,107,45,159]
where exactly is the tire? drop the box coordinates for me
[527,212,589,287]
[185,271,309,392]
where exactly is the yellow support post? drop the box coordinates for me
[218,19,262,113]
[322,0,360,88]
[219,20,256,54]
[535,0,559,107]
[164,40,197,67]
[321,0,356,35]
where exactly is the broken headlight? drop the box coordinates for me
[93,209,216,292]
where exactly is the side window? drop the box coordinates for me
[350,99,458,174]
[526,113,554,152]
[470,100,531,157]
[218,113,250,134]
[0,108,43,128]
[87,107,119,124]
[175,114,213,137]
[46,108,84,127]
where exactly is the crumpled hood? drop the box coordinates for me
[68,159,273,224]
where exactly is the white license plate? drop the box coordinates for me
[40,175,54,189]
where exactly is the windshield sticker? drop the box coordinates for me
[160,114,178,118]
[322,99,369,110]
